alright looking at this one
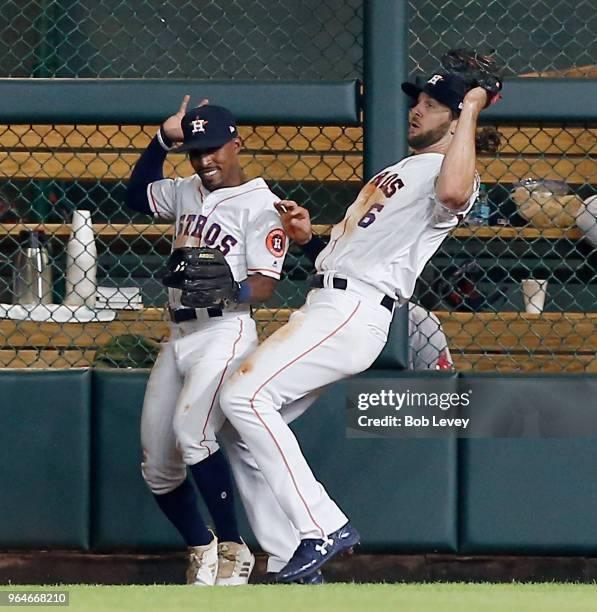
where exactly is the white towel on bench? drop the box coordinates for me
[0,303,116,323]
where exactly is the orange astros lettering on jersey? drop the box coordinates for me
[266,228,286,257]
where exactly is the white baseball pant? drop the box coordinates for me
[220,284,392,540]
[141,312,258,492]
[219,389,322,572]
[140,310,318,570]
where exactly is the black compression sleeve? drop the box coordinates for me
[300,234,326,265]
[124,136,169,214]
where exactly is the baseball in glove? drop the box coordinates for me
[162,246,239,308]
[440,48,503,106]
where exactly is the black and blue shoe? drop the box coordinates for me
[276,522,360,583]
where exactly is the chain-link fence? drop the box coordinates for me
[4,0,595,80]
[407,0,596,373]
[409,0,597,77]
[412,124,596,373]
[0,122,363,367]
[0,0,595,372]
[4,0,596,80]
[0,0,363,79]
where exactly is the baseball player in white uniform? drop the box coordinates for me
[408,303,454,370]
[125,97,290,586]
[219,72,501,582]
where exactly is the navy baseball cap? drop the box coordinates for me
[175,105,238,152]
[401,73,467,114]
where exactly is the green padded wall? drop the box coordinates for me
[291,372,459,552]
[370,305,409,370]
[92,369,184,550]
[91,369,458,553]
[91,369,256,550]
[5,367,594,555]
[0,369,91,549]
[459,374,597,553]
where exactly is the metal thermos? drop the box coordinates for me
[12,230,53,304]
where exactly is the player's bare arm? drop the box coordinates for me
[434,86,487,210]
[244,274,278,303]
[126,96,210,213]
[160,94,190,144]
[274,200,313,245]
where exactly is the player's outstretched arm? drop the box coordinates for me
[164,246,279,307]
[435,87,487,210]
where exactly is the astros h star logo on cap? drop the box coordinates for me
[191,118,209,134]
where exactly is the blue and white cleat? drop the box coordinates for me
[276,522,360,583]
[272,570,325,585]
[297,569,325,585]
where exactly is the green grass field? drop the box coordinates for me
[2,583,597,612]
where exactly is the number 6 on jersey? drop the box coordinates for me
[358,203,384,228]
[357,173,405,229]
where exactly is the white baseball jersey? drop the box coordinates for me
[147,175,287,308]
[141,172,295,573]
[408,303,453,370]
[316,152,479,301]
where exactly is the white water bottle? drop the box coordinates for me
[64,209,97,308]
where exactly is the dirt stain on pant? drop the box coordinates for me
[229,315,304,384]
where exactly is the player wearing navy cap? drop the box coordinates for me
[219,51,502,583]
[125,97,289,586]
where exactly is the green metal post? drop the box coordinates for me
[33,0,61,78]
[364,0,410,369]
[364,0,410,179]
[32,0,63,222]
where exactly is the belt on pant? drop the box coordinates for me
[169,306,223,324]
[309,275,395,313]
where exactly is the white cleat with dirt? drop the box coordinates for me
[216,540,255,586]
[186,535,219,586]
